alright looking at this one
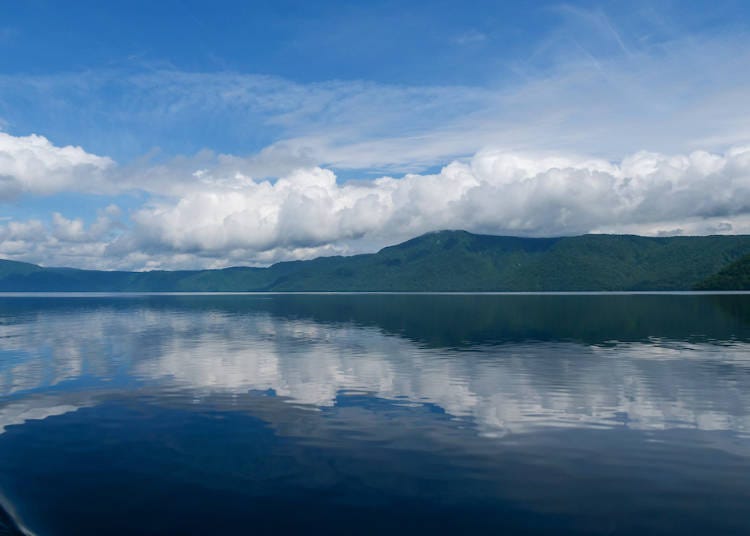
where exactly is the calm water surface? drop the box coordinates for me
[0,294,749,535]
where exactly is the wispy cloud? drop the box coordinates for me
[453,30,487,46]
[1,23,748,176]
[0,27,17,44]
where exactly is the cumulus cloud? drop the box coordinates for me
[112,145,750,268]
[0,204,123,267]
[0,132,114,198]
[1,138,750,269]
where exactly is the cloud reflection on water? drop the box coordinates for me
[1,296,749,437]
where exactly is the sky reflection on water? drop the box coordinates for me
[0,294,750,534]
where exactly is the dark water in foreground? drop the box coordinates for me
[1,293,750,535]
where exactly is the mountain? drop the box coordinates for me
[695,253,750,290]
[2,231,750,292]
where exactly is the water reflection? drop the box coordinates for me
[1,294,750,535]
[1,295,749,436]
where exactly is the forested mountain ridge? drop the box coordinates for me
[1,231,750,291]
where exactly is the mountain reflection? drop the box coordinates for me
[1,294,750,437]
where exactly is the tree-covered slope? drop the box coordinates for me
[695,253,750,290]
[1,231,750,291]
[260,231,750,291]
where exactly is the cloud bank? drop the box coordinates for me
[129,146,750,259]
[0,132,749,269]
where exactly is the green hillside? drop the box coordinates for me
[696,253,750,290]
[1,231,750,292]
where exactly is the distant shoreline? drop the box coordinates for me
[1,291,749,297]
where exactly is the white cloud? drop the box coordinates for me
[0,132,113,198]
[1,26,749,176]
[1,141,750,269]
[0,204,123,267]
[114,145,750,268]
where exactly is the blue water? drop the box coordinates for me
[1,294,749,535]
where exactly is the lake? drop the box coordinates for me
[0,293,749,535]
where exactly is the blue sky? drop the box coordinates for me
[1,1,749,269]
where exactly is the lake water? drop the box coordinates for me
[1,293,749,535]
